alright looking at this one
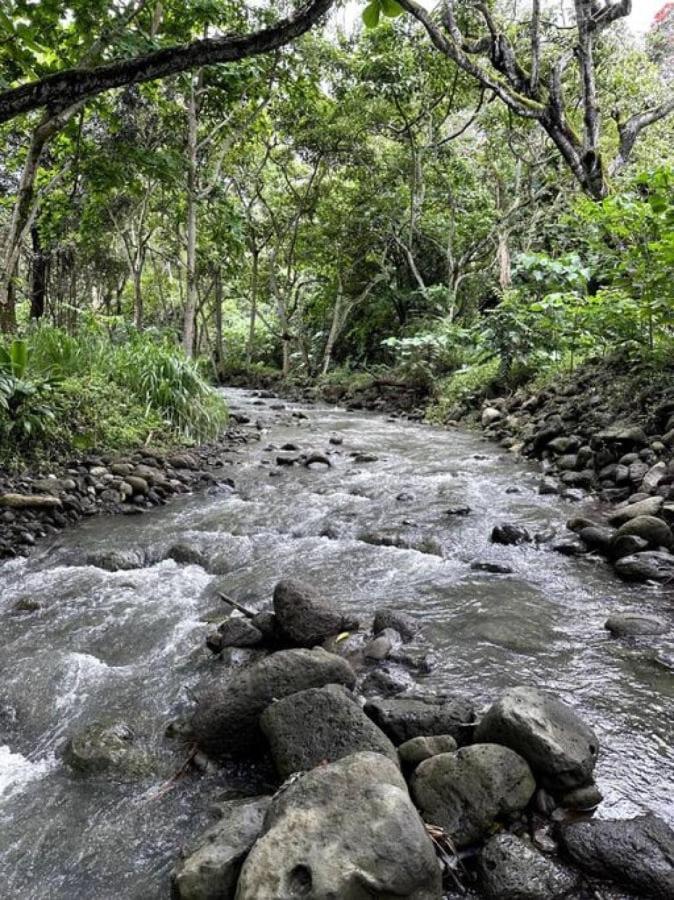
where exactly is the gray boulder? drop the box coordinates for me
[608,496,664,526]
[605,614,668,638]
[192,648,356,757]
[273,579,353,646]
[559,814,674,897]
[260,685,397,778]
[478,833,578,899]
[398,735,457,769]
[410,744,535,847]
[364,696,475,746]
[373,608,420,642]
[236,752,442,900]
[217,618,263,648]
[578,525,616,556]
[474,687,599,791]
[171,797,270,900]
[62,722,153,779]
[85,549,146,571]
[615,515,674,550]
[615,551,674,583]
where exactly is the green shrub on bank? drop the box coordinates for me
[0,325,228,467]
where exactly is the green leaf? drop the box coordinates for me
[381,0,405,16]
[362,1,381,28]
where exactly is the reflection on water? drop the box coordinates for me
[0,388,672,898]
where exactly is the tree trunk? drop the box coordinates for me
[214,268,224,378]
[182,75,199,357]
[246,247,259,365]
[29,225,48,321]
[133,267,143,329]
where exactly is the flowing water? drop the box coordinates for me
[0,388,672,899]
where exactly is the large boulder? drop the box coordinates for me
[615,515,674,550]
[608,496,664,526]
[364,696,475,746]
[260,685,397,778]
[191,648,356,757]
[236,752,442,900]
[491,523,532,546]
[558,814,674,897]
[614,551,674,583]
[474,687,599,791]
[478,833,578,899]
[410,744,535,847]
[605,614,668,638]
[398,735,458,769]
[272,579,353,646]
[171,797,270,900]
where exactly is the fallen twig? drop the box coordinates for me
[217,591,257,618]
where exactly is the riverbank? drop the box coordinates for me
[0,429,246,561]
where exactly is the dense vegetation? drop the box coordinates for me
[0,1,673,463]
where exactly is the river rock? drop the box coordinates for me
[272,579,353,646]
[474,686,599,791]
[478,833,578,899]
[63,722,153,778]
[615,515,674,549]
[491,523,532,545]
[217,618,263,648]
[609,533,649,560]
[364,627,401,660]
[373,608,420,642]
[191,648,356,757]
[398,735,457,769]
[0,493,62,509]
[558,814,674,897]
[260,684,397,778]
[171,796,271,900]
[608,496,664,526]
[85,548,146,571]
[410,744,535,847]
[482,407,503,427]
[596,425,648,447]
[605,614,669,638]
[364,696,474,746]
[578,525,616,555]
[236,752,441,900]
[614,551,674,583]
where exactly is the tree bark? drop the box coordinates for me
[246,247,259,366]
[182,74,200,357]
[29,226,48,321]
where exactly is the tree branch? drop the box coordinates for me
[0,0,334,124]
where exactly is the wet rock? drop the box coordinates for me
[578,525,616,556]
[470,560,514,574]
[478,833,578,900]
[303,452,331,468]
[615,515,674,550]
[538,477,560,495]
[550,536,586,556]
[85,548,146,571]
[12,597,42,613]
[608,495,664,526]
[167,542,210,568]
[398,735,457,769]
[491,523,532,546]
[63,722,153,778]
[364,696,474,746]
[125,475,149,495]
[475,686,599,791]
[609,533,650,560]
[373,608,420,642]
[559,814,674,897]
[614,551,674,583]
[236,752,441,900]
[605,614,668,638]
[250,611,283,646]
[360,664,414,697]
[260,685,397,778]
[192,648,356,757]
[643,462,667,492]
[596,425,648,447]
[445,505,472,516]
[558,783,603,810]
[411,744,535,847]
[0,493,62,509]
[364,627,401,660]
[217,618,263,648]
[273,579,354,647]
[275,454,298,467]
[171,796,271,900]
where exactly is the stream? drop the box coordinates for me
[0,387,672,899]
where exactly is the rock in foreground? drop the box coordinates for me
[191,648,356,757]
[273,579,354,646]
[364,695,474,746]
[260,684,397,778]
[236,752,442,899]
[171,797,270,900]
[559,814,674,897]
[478,833,578,899]
[411,744,535,847]
[475,686,599,791]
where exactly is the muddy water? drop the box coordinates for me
[0,388,672,899]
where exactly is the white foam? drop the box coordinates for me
[0,746,55,802]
